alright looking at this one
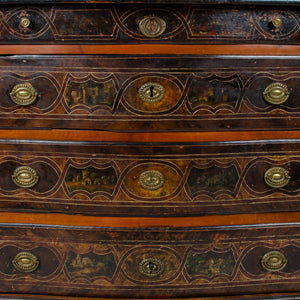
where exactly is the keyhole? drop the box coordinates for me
[138,82,165,103]
[148,261,155,274]
[150,19,156,33]
[149,85,154,98]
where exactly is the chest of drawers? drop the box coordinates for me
[1,0,300,299]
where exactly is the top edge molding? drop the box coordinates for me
[0,0,300,5]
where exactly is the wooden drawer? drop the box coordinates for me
[1,4,300,44]
[2,55,300,132]
[0,223,300,298]
[1,139,300,216]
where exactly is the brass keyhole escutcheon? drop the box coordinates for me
[139,170,164,190]
[12,166,39,189]
[263,82,289,105]
[138,82,165,103]
[139,258,164,277]
[12,251,39,273]
[20,17,31,28]
[264,166,290,188]
[139,15,166,38]
[261,251,287,272]
[271,17,282,28]
[10,83,37,106]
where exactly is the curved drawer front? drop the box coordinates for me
[1,5,300,44]
[1,139,300,216]
[0,224,300,297]
[2,56,300,132]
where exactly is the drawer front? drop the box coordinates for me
[1,139,300,216]
[0,224,299,297]
[2,55,300,132]
[1,5,300,44]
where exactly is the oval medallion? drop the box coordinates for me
[139,170,164,191]
[10,83,37,106]
[264,166,290,188]
[123,162,181,200]
[261,250,287,272]
[12,251,39,273]
[12,166,39,189]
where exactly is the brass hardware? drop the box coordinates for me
[264,166,290,188]
[139,170,164,190]
[12,251,39,273]
[263,82,289,105]
[139,258,164,277]
[20,17,30,28]
[12,166,39,189]
[10,84,37,106]
[261,250,287,272]
[139,15,166,38]
[271,17,282,28]
[138,82,165,103]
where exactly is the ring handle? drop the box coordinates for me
[261,250,287,272]
[264,166,290,188]
[263,82,289,105]
[10,83,37,106]
[12,166,39,189]
[13,251,39,273]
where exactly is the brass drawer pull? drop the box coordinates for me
[139,258,164,277]
[139,15,166,38]
[139,170,164,190]
[10,83,37,106]
[138,82,165,103]
[264,166,290,188]
[261,250,287,272]
[12,166,39,189]
[20,17,31,28]
[263,82,289,105]
[271,17,282,28]
[12,251,39,273]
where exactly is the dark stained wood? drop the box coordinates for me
[1,55,300,132]
[2,294,300,300]
[0,224,298,297]
[0,139,300,216]
[0,0,298,4]
[0,0,299,4]
[0,4,300,45]
[1,293,300,299]
[0,0,300,298]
